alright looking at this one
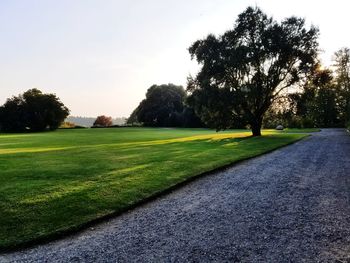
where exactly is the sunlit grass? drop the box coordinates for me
[0,127,308,250]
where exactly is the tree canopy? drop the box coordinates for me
[0,89,69,132]
[187,6,319,135]
[333,48,350,123]
[295,68,340,127]
[93,115,113,127]
[264,48,350,129]
[128,84,202,127]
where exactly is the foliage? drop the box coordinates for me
[263,107,291,129]
[60,121,76,128]
[264,68,344,128]
[93,115,113,127]
[126,108,140,125]
[180,106,205,128]
[333,48,350,124]
[0,127,307,249]
[59,121,86,129]
[295,69,341,127]
[0,89,69,132]
[130,84,185,126]
[66,116,126,127]
[187,6,319,136]
[127,84,203,127]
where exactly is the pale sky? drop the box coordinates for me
[1,0,349,117]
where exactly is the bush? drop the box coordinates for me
[59,122,86,129]
[60,121,76,128]
[93,115,113,127]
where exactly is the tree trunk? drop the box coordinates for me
[251,117,262,136]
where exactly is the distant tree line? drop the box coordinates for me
[66,116,127,127]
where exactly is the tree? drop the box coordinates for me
[187,6,319,136]
[307,69,340,127]
[280,67,341,128]
[334,48,350,90]
[0,89,69,132]
[128,84,187,127]
[181,106,204,128]
[127,108,140,125]
[93,115,113,127]
[333,48,350,123]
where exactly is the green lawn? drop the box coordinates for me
[282,128,320,133]
[0,128,309,250]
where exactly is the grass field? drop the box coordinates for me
[0,127,314,250]
[282,128,321,133]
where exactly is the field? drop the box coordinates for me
[0,127,313,250]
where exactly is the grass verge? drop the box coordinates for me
[282,128,320,133]
[0,128,308,251]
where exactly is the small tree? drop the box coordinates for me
[93,115,113,127]
[188,6,319,136]
[0,89,69,132]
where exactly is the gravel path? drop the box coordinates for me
[2,128,350,262]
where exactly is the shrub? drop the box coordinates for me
[93,115,113,127]
[60,121,76,128]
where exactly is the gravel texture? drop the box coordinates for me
[1,128,350,262]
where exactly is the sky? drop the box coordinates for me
[1,0,350,117]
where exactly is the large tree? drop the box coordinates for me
[0,88,69,132]
[187,6,319,136]
[128,84,186,127]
